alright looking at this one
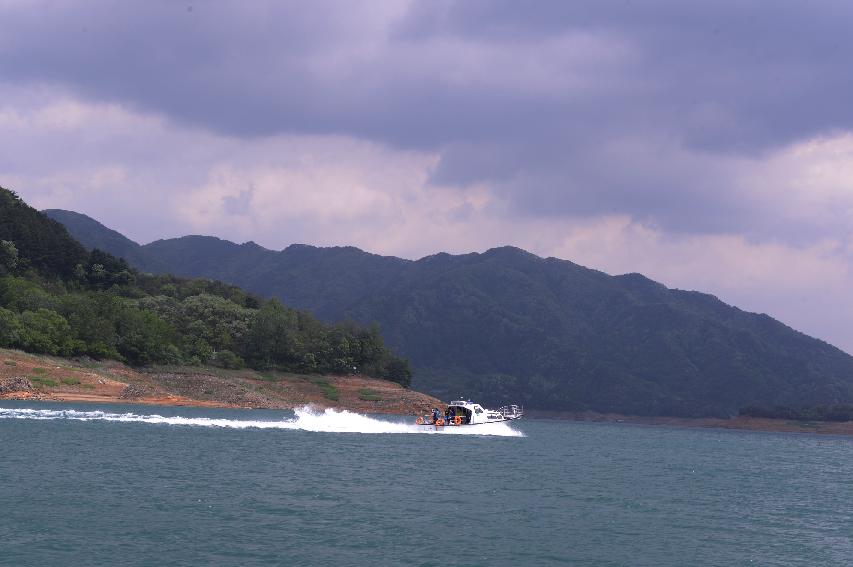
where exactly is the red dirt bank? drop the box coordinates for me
[0,349,442,415]
[6,348,853,435]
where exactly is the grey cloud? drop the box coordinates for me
[222,187,254,216]
[433,133,750,236]
[9,0,850,150]
[2,0,853,241]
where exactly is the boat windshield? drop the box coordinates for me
[447,405,471,425]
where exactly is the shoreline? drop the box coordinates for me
[528,410,853,436]
[5,349,853,434]
[0,390,420,415]
[7,391,853,437]
[0,349,442,416]
[1,390,237,409]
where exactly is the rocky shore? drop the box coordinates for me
[7,348,853,435]
[0,349,442,415]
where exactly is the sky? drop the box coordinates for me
[2,0,853,352]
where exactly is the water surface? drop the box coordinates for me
[2,402,851,566]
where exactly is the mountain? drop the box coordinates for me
[41,209,168,273]
[47,208,853,417]
[1,197,88,279]
[0,191,413,384]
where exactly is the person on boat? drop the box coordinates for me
[432,408,441,424]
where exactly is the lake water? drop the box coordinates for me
[2,402,852,566]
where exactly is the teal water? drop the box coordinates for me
[2,402,852,566]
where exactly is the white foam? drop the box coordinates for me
[0,406,524,437]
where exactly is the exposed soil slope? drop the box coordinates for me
[0,349,441,414]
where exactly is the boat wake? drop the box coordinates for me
[0,406,524,437]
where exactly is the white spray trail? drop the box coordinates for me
[0,406,524,437]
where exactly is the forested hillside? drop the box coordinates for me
[47,209,853,417]
[0,190,411,385]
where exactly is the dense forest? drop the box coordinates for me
[0,189,411,385]
[48,208,853,418]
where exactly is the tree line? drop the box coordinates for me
[0,188,411,385]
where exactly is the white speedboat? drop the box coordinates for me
[415,400,523,426]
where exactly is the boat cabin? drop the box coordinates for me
[447,400,506,425]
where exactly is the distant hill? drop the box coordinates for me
[47,208,853,417]
[1,197,88,279]
[42,209,168,273]
[0,192,413,385]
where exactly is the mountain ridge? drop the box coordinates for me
[45,208,853,417]
[0,194,414,387]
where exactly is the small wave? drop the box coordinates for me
[0,406,524,437]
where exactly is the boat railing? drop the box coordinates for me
[498,404,523,418]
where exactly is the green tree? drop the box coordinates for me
[0,240,18,275]
[0,277,56,312]
[56,293,122,359]
[18,308,74,355]
[382,357,412,387]
[212,349,245,369]
[115,307,175,365]
[0,307,22,347]
[241,300,300,367]
[0,187,88,278]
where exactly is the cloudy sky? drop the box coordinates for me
[2,0,853,351]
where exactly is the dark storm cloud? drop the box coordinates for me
[2,0,852,236]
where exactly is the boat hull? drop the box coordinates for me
[415,416,522,427]
[415,400,523,426]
